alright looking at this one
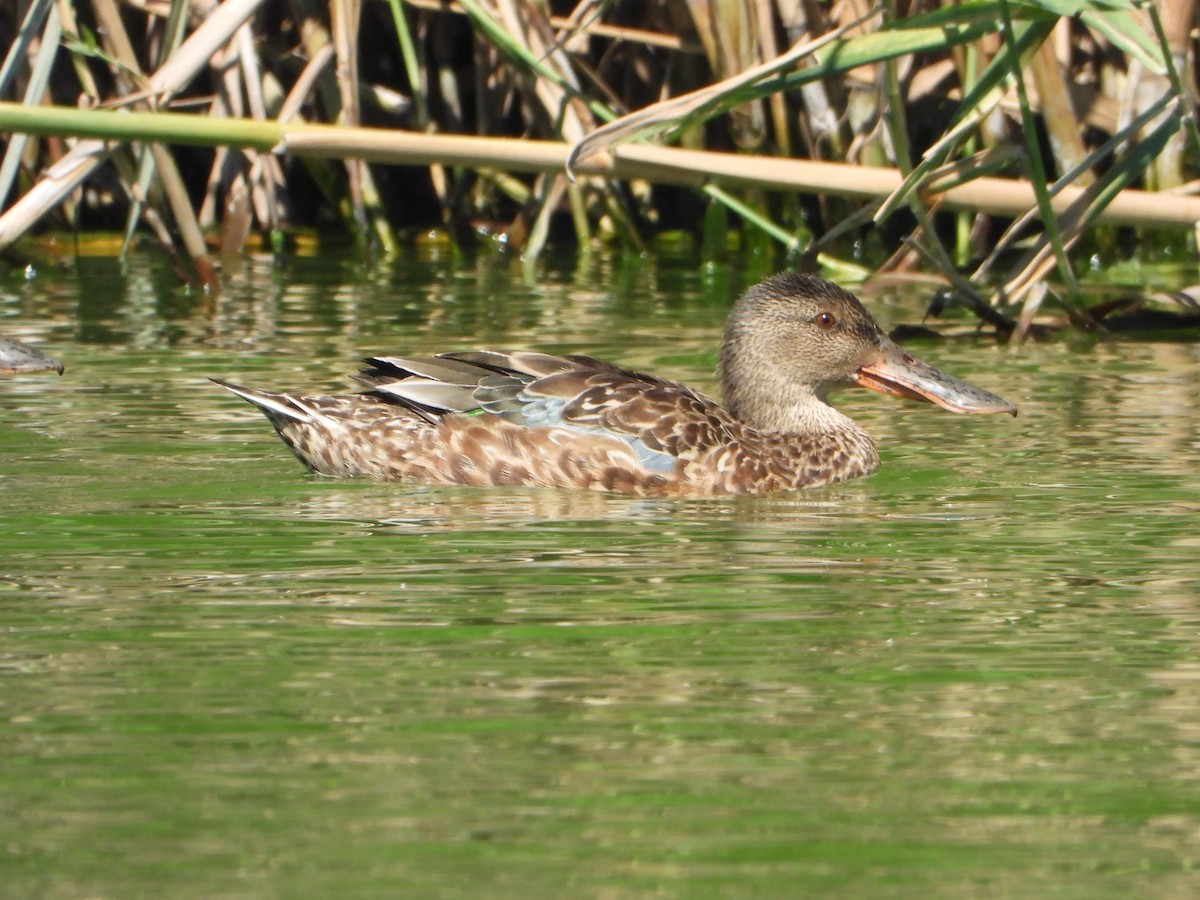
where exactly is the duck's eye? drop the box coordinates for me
[813,311,837,331]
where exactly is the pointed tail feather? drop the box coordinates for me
[209,378,322,424]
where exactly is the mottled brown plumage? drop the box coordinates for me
[214,272,1016,496]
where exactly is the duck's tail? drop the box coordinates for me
[210,377,436,479]
[209,378,323,425]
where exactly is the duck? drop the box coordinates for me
[0,333,63,375]
[213,272,1016,496]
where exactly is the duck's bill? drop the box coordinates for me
[0,336,63,375]
[854,343,1016,416]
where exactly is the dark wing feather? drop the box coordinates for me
[356,354,508,419]
[364,355,500,383]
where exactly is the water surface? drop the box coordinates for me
[2,250,1199,896]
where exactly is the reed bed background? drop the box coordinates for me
[1,0,1199,334]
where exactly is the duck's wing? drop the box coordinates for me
[359,351,738,464]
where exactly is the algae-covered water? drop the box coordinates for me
[2,249,1199,896]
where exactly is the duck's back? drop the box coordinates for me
[215,351,753,494]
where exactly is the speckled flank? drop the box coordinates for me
[214,272,1011,496]
[217,369,879,496]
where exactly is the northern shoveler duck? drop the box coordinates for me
[214,272,1015,496]
[0,333,63,375]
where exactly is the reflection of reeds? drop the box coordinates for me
[1,1,1197,322]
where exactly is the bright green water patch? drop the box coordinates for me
[1,251,1199,897]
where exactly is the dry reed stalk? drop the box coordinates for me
[466,0,600,253]
[332,0,397,252]
[754,0,791,159]
[92,0,214,284]
[6,101,1200,230]
[0,141,110,248]
[685,0,766,150]
[1136,0,1196,190]
[0,0,268,274]
[0,1,59,211]
[403,0,704,53]
[1029,26,1093,188]
[566,11,866,175]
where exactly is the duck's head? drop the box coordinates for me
[0,334,63,375]
[719,272,1015,433]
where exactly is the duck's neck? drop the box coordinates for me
[722,363,868,440]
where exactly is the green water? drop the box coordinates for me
[2,250,1199,897]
